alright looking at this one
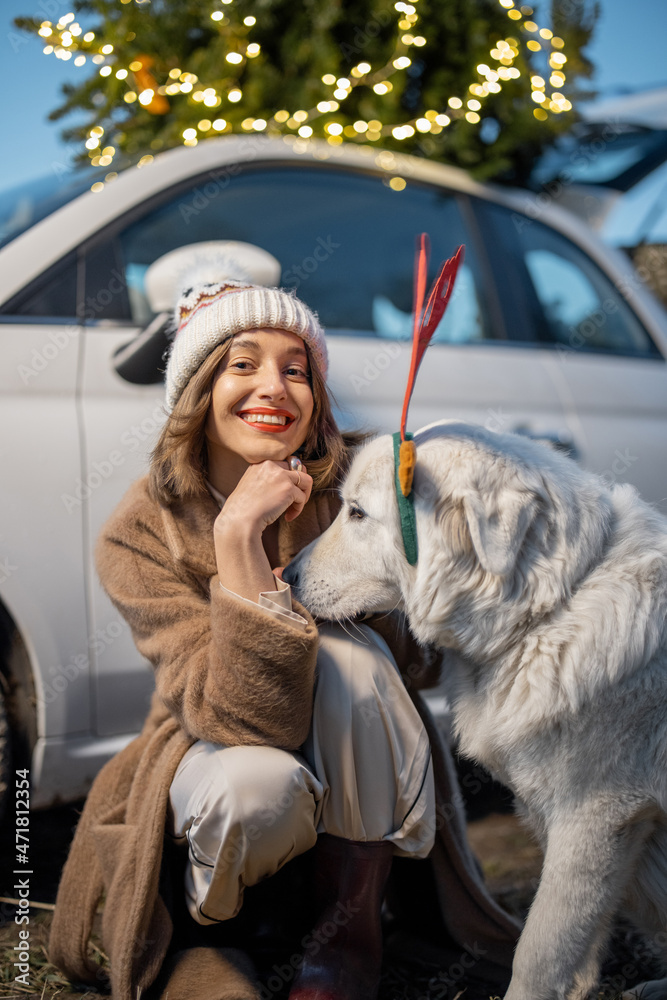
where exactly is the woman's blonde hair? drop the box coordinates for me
[148,336,367,506]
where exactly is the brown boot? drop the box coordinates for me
[288,834,393,1000]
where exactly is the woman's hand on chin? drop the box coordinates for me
[215,459,312,538]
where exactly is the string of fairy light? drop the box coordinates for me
[36,0,572,190]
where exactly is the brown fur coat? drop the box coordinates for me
[48,476,520,998]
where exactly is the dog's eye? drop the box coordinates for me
[348,505,366,520]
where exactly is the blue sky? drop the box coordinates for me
[2,0,666,193]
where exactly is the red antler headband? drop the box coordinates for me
[393,234,464,564]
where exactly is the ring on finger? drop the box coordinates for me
[295,472,301,488]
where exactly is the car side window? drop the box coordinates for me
[521,224,659,356]
[115,165,492,341]
[482,202,660,358]
[0,252,78,320]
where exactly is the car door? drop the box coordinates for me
[477,199,667,510]
[0,254,92,762]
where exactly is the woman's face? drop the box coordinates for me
[205,328,315,469]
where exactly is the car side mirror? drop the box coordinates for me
[113,240,281,385]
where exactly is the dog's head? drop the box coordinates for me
[285,421,613,658]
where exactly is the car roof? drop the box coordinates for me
[1,134,666,344]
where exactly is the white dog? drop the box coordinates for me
[284,421,667,1000]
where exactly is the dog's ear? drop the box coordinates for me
[462,485,539,576]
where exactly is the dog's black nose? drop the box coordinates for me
[282,563,298,587]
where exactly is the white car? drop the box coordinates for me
[1,135,666,809]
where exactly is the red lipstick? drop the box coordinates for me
[236,407,296,434]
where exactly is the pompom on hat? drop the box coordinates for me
[145,242,328,412]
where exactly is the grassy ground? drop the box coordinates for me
[0,808,662,999]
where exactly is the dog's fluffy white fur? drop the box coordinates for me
[285,420,667,1000]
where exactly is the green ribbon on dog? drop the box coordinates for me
[393,431,418,565]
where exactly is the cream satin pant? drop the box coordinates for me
[167,622,435,925]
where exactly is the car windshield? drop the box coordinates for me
[530,124,667,191]
[0,167,107,250]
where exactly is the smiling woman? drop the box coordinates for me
[205,331,314,478]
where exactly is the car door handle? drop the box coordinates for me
[512,425,580,461]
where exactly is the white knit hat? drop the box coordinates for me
[151,242,328,412]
